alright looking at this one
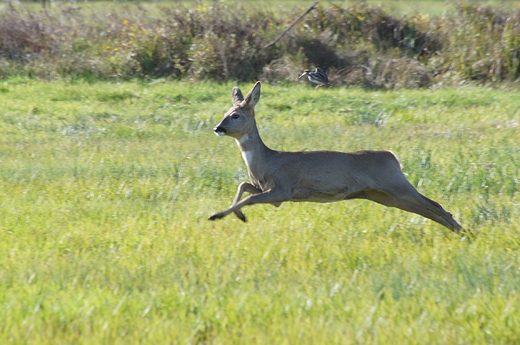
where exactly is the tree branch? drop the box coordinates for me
[263,0,320,50]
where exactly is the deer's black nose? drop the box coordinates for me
[214,126,226,133]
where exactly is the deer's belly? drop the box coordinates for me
[292,188,350,203]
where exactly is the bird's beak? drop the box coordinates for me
[298,73,306,79]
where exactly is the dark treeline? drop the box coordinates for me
[0,1,519,88]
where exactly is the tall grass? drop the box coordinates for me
[0,1,519,88]
[0,79,519,343]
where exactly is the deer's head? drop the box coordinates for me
[214,82,261,140]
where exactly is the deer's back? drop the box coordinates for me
[255,149,402,202]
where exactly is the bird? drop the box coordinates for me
[299,68,330,89]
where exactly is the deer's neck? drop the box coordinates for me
[235,126,271,168]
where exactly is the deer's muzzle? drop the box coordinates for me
[214,126,227,136]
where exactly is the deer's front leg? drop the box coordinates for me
[209,187,291,221]
[232,182,262,222]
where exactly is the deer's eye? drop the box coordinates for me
[231,114,240,119]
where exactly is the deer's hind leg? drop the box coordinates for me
[360,189,464,235]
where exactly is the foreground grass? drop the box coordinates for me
[0,79,519,344]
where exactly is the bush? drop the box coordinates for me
[431,2,520,82]
[0,1,519,88]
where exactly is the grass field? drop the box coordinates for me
[0,79,519,344]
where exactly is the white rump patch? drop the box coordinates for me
[387,151,403,169]
[215,131,226,136]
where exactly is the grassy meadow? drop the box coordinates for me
[0,79,519,343]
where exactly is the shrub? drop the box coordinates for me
[431,2,520,82]
[0,1,518,88]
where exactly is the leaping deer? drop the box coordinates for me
[209,82,468,237]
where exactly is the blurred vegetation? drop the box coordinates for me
[0,1,519,88]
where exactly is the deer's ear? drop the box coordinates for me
[232,87,244,106]
[244,81,261,108]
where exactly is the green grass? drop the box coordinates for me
[0,79,519,344]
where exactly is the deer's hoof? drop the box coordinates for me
[235,211,247,222]
[208,213,224,221]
